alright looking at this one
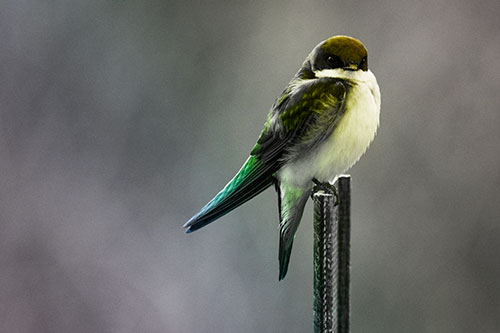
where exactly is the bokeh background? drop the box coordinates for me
[1,1,500,332]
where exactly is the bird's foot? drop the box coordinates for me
[311,178,339,205]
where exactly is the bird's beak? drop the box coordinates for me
[344,63,358,71]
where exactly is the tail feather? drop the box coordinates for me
[277,182,311,280]
[184,155,275,233]
[279,239,295,280]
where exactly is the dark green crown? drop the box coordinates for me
[305,35,368,73]
[321,36,367,66]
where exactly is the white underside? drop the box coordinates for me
[279,69,381,186]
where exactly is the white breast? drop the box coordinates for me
[279,69,380,185]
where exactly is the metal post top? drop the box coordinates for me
[312,191,335,198]
[312,175,350,199]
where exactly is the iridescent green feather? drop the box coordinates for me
[184,155,275,233]
[279,80,345,132]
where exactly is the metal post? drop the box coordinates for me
[313,176,351,333]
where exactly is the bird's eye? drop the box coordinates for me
[326,55,342,68]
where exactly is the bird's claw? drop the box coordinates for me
[311,178,339,206]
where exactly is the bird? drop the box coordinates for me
[184,35,381,280]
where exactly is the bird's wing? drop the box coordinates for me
[184,77,347,234]
[184,154,276,233]
[251,77,347,162]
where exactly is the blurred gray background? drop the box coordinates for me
[1,1,499,332]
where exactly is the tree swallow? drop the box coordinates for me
[184,35,381,280]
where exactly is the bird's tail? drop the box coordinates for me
[184,155,275,233]
[277,182,311,280]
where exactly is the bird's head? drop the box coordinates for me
[298,36,368,79]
